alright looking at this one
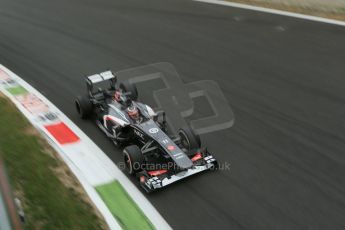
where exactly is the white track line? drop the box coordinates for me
[194,0,345,26]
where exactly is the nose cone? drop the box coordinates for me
[163,144,193,169]
[139,120,193,169]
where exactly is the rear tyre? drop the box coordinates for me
[75,95,93,119]
[120,81,138,101]
[123,145,144,175]
[178,126,201,152]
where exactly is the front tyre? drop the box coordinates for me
[178,126,201,152]
[123,145,144,175]
[75,95,93,119]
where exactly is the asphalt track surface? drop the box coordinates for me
[1,0,345,229]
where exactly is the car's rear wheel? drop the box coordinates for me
[178,126,201,152]
[123,145,144,175]
[120,80,138,101]
[75,95,93,119]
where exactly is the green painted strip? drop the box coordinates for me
[6,86,28,96]
[95,181,154,230]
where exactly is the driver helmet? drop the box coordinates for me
[127,104,140,120]
[113,90,121,102]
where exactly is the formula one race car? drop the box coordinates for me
[75,70,218,192]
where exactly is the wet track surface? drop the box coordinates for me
[1,0,345,229]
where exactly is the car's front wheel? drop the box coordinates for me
[178,126,201,152]
[123,145,144,175]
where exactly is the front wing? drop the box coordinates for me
[140,154,217,192]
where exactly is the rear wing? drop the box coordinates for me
[86,71,115,84]
[85,70,116,93]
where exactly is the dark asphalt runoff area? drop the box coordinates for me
[1,0,345,229]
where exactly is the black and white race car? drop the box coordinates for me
[75,70,218,192]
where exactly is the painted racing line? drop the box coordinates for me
[0,65,171,230]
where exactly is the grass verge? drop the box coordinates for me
[96,181,154,230]
[0,95,107,229]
